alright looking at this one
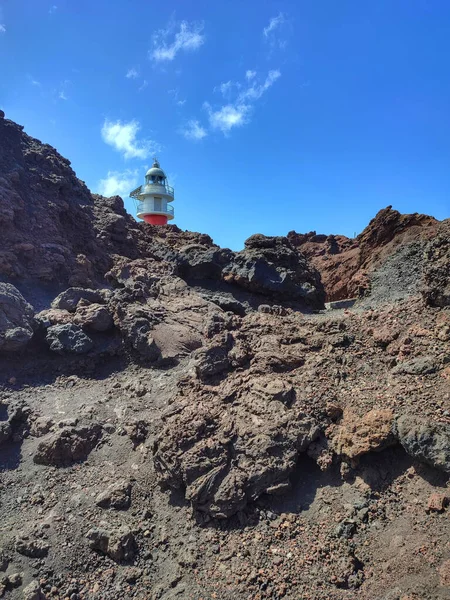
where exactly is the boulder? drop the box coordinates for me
[333,409,396,460]
[153,387,319,518]
[223,235,325,308]
[22,580,47,600]
[51,287,105,312]
[112,304,160,361]
[395,415,450,473]
[95,479,132,510]
[74,303,114,332]
[423,220,450,307]
[46,323,94,354]
[177,244,234,280]
[33,424,102,467]
[0,283,35,352]
[86,525,136,563]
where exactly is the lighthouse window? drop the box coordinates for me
[154,198,162,211]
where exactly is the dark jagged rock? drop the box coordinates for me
[223,234,325,308]
[395,415,450,474]
[51,287,106,312]
[0,282,35,351]
[422,220,450,307]
[33,424,102,466]
[45,323,94,354]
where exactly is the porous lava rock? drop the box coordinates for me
[45,323,94,354]
[153,389,319,518]
[395,415,450,474]
[333,409,396,460]
[0,282,35,352]
[86,525,136,563]
[422,219,450,307]
[33,424,102,466]
[51,287,106,312]
[223,234,325,308]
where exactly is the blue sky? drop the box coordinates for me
[1,0,449,249]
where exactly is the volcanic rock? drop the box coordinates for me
[45,323,94,354]
[223,234,325,308]
[33,424,102,466]
[333,409,396,460]
[395,415,450,473]
[86,525,136,563]
[0,282,35,352]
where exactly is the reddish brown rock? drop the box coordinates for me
[333,409,395,459]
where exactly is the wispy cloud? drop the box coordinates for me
[0,24,5,33]
[101,119,159,160]
[204,69,281,135]
[138,80,148,92]
[168,88,186,106]
[204,103,251,134]
[238,70,281,102]
[181,119,207,141]
[151,20,205,62]
[263,13,289,50]
[49,5,57,14]
[126,68,139,79]
[263,12,285,37]
[29,76,41,87]
[57,79,71,101]
[215,80,241,99]
[97,169,139,197]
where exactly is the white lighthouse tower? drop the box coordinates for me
[130,159,174,225]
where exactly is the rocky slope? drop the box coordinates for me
[0,114,449,600]
[288,207,440,301]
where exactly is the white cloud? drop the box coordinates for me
[238,69,281,102]
[0,24,5,33]
[126,68,139,79]
[30,77,41,86]
[263,12,285,37]
[101,119,159,160]
[97,169,139,197]
[182,119,207,141]
[205,103,251,134]
[138,80,148,92]
[58,90,68,100]
[151,20,205,62]
[49,5,57,14]
[215,80,241,99]
[202,69,281,136]
[168,88,186,106]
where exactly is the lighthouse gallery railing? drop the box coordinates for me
[130,183,174,199]
[136,202,174,216]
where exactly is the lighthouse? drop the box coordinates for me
[130,159,174,225]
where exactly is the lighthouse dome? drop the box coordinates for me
[146,158,166,179]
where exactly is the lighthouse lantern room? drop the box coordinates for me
[130,159,175,225]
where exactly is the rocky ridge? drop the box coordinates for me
[0,113,449,600]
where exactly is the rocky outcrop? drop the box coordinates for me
[223,234,325,308]
[154,367,320,517]
[333,409,395,460]
[289,206,440,301]
[33,424,102,466]
[45,323,94,354]
[395,415,450,474]
[422,220,450,307]
[0,283,35,352]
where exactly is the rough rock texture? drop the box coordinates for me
[154,399,319,518]
[33,424,102,466]
[395,415,450,473]
[289,206,440,301]
[333,409,395,460]
[45,323,94,354]
[0,114,449,600]
[86,526,136,563]
[0,282,35,352]
[223,234,325,308]
[423,220,450,307]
